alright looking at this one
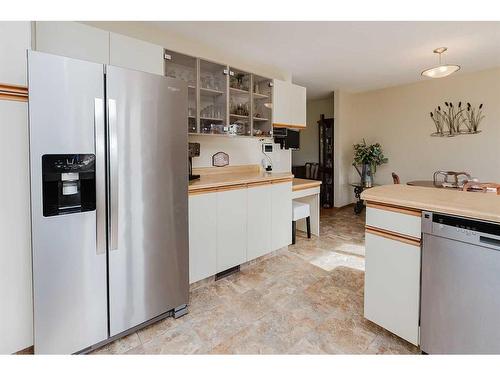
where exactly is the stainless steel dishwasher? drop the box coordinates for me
[421,211,500,354]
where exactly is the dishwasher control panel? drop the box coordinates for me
[422,211,500,250]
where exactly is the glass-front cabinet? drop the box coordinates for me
[229,68,251,136]
[166,49,274,137]
[252,75,273,137]
[199,59,228,134]
[164,50,197,133]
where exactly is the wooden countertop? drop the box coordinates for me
[188,165,293,194]
[361,184,500,223]
[292,178,322,192]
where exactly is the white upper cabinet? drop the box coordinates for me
[272,79,306,128]
[109,33,164,75]
[0,22,31,86]
[272,79,291,126]
[35,22,109,64]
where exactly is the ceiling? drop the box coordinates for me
[151,21,500,99]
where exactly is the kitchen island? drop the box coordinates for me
[360,184,500,348]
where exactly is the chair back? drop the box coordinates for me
[392,172,400,184]
[463,182,500,195]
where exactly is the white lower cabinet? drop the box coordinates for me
[216,188,248,272]
[188,180,292,283]
[364,232,421,345]
[271,182,292,249]
[188,193,217,284]
[247,183,272,261]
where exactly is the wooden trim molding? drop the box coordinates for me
[272,123,306,129]
[247,180,273,188]
[0,83,28,102]
[365,225,421,247]
[366,201,421,217]
[189,187,219,195]
[215,183,248,192]
[14,345,34,355]
[292,182,321,192]
[271,177,293,184]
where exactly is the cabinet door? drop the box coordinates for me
[188,193,217,284]
[364,232,421,345]
[272,79,291,126]
[0,21,31,86]
[0,100,32,353]
[110,33,164,75]
[247,183,272,261]
[35,21,109,64]
[216,188,247,272]
[290,83,306,127]
[271,181,292,250]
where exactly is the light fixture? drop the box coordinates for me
[421,47,460,78]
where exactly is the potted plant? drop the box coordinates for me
[352,139,388,187]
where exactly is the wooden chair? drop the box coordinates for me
[463,182,500,195]
[392,172,400,184]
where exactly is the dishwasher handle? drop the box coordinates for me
[480,236,500,250]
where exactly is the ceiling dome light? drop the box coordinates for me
[421,47,460,78]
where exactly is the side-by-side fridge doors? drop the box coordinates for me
[106,66,189,336]
[28,51,108,354]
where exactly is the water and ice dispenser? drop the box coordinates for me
[42,154,96,217]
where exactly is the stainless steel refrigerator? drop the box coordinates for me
[28,51,189,354]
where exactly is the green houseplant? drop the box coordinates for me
[352,139,388,187]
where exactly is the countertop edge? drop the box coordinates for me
[188,173,294,192]
[361,185,500,223]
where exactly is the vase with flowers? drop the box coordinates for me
[352,139,388,187]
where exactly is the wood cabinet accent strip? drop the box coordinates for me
[271,177,293,184]
[272,123,305,129]
[365,225,421,247]
[367,201,421,217]
[247,180,273,188]
[189,187,219,195]
[0,83,28,102]
[216,183,248,192]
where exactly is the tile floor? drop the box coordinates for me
[92,206,420,355]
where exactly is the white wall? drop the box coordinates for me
[334,67,500,207]
[189,135,291,173]
[292,95,334,166]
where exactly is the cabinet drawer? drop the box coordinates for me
[364,231,421,345]
[366,203,421,239]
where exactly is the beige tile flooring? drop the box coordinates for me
[92,206,420,355]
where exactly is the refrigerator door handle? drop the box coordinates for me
[95,98,106,255]
[108,98,119,251]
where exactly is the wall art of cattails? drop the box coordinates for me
[429,101,484,137]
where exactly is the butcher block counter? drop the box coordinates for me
[361,184,500,223]
[188,165,293,194]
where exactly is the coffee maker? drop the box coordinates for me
[188,142,200,181]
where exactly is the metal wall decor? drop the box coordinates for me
[429,101,484,137]
[212,151,229,167]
